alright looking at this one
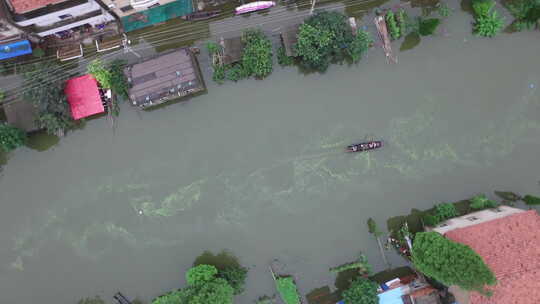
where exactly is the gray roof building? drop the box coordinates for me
[125,48,205,108]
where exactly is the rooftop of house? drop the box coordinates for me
[220,36,244,65]
[280,24,300,57]
[445,210,540,304]
[125,48,204,108]
[6,0,68,14]
[428,205,525,235]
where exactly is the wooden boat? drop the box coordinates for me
[346,141,383,152]
[182,10,221,21]
[235,1,275,15]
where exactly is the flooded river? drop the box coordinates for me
[2,3,540,303]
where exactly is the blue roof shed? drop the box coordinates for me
[0,40,32,60]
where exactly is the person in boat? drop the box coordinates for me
[351,145,358,152]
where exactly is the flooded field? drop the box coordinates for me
[1,1,540,303]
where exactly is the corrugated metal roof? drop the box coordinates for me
[0,40,32,61]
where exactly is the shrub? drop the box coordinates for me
[422,213,440,226]
[275,277,300,304]
[226,64,249,82]
[330,254,371,274]
[242,30,273,79]
[186,264,218,286]
[347,30,373,63]
[438,2,452,17]
[397,9,408,36]
[418,18,441,36]
[470,194,497,210]
[472,0,504,37]
[277,46,294,66]
[386,11,401,40]
[523,194,540,205]
[0,123,26,152]
[212,64,226,84]
[342,277,378,304]
[434,202,458,221]
[412,232,496,293]
[504,0,540,31]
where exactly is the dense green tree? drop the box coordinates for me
[347,30,373,63]
[0,123,26,152]
[418,18,441,36]
[342,277,378,304]
[411,232,496,293]
[472,0,504,37]
[87,59,128,99]
[153,264,234,304]
[504,0,540,31]
[241,30,273,79]
[386,11,401,40]
[277,46,294,66]
[523,194,540,205]
[295,11,354,72]
[22,62,74,135]
[187,264,219,286]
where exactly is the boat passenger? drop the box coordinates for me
[352,146,358,152]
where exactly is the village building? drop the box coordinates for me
[124,48,205,108]
[64,74,109,120]
[115,0,193,32]
[2,99,40,132]
[219,36,244,65]
[430,206,540,304]
[280,24,299,57]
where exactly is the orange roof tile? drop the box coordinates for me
[8,0,67,14]
[445,210,540,304]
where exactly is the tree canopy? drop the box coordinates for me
[22,61,74,135]
[87,59,129,99]
[411,232,496,292]
[295,11,354,72]
[342,277,379,304]
[241,30,273,79]
[152,264,234,304]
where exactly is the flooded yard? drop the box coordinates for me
[1,1,540,303]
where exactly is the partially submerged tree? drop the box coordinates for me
[87,59,129,99]
[153,264,234,304]
[0,123,26,152]
[347,30,373,63]
[342,277,379,304]
[242,30,273,79]
[472,0,504,37]
[295,11,354,72]
[412,232,496,293]
[22,61,74,135]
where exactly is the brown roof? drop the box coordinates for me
[7,0,67,14]
[445,210,540,304]
[126,48,204,107]
[281,24,300,57]
[3,99,39,132]
[220,36,244,65]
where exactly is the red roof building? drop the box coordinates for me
[445,210,540,304]
[65,74,104,120]
[6,0,67,14]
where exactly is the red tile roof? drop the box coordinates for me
[445,210,540,304]
[8,0,67,14]
[65,74,104,120]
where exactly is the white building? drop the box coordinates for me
[100,0,179,18]
[4,0,115,37]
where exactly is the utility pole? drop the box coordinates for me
[310,0,316,14]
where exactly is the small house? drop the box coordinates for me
[124,48,205,108]
[280,24,300,57]
[219,36,244,65]
[65,74,109,120]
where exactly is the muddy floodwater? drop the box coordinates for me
[2,4,540,304]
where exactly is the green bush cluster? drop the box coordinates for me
[348,30,373,63]
[422,202,458,226]
[418,18,441,36]
[386,11,401,40]
[242,30,273,79]
[275,277,300,304]
[523,194,540,205]
[504,0,540,31]
[470,194,498,210]
[329,254,371,274]
[342,277,379,304]
[212,64,226,84]
[0,123,26,152]
[472,0,504,37]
